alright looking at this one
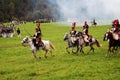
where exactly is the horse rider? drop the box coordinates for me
[111,19,120,41]
[70,27,76,44]
[37,21,42,33]
[72,22,76,29]
[32,27,44,50]
[112,19,119,27]
[83,21,89,35]
[82,21,92,45]
[112,19,120,33]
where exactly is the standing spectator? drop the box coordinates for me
[17,28,21,38]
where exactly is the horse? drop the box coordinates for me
[103,31,120,57]
[21,36,55,59]
[75,31,101,55]
[63,33,79,54]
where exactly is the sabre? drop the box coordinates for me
[23,27,33,37]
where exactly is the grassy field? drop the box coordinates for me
[0,22,120,80]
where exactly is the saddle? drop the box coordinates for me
[32,38,44,50]
[83,34,92,42]
[112,32,119,40]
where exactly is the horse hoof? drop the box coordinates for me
[45,56,47,58]
[117,52,120,56]
[68,52,70,54]
[39,56,41,59]
[52,55,55,57]
[105,54,108,57]
[76,54,78,56]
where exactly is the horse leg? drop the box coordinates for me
[111,47,115,53]
[80,47,84,54]
[44,50,48,58]
[92,47,94,53]
[72,47,77,54]
[50,50,55,57]
[75,47,80,56]
[32,51,37,59]
[87,46,94,54]
[33,53,37,59]
[66,46,70,54]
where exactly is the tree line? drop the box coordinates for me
[0,0,60,22]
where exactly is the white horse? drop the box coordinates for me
[21,36,55,59]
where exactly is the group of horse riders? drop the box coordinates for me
[70,21,92,46]
[32,22,44,50]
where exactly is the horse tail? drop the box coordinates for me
[95,39,101,47]
[49,41,55,50]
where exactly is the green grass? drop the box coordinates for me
[0,22,120,80]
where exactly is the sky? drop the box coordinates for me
[49,0,120,25]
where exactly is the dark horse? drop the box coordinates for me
[75,31,101,55]
[63,33,79,54]
[103,31,120,57]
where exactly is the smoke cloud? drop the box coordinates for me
[49,0,120,25]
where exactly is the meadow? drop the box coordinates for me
[0,22,120,80]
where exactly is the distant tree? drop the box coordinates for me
[0,0,60,22]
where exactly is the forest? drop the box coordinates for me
[0,0,60,22]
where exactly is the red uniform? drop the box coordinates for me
[72,22,76,29]
[37,22,40,29]
[84,21,87,26]
[83,21,89,29]
[113,19,119,25]
[83,21,89,34]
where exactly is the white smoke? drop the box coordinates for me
[53,0,120,25]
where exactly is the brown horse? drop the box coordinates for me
[103,31,120,57]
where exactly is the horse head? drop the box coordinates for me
[21,36,29,46]
[103,32,109,41]
[103,30,118,41]
[75,31,83,37]
[64,33,69,41]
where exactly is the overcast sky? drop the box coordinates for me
[53,0,120,22]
